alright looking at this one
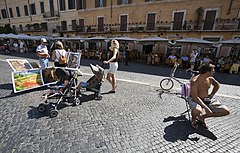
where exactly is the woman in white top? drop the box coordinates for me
[52,41,67,67]
[186,49,198,72]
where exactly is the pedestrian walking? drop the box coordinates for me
[51,41,67,67]
[36,38,50,69]
[103,39,119,93]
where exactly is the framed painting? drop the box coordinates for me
[6,59,33,71]
[67,52,81,69]
[12,69,43,93]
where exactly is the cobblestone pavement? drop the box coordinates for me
[0,53,240,153]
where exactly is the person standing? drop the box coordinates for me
[103,40,119,93]
[124,46,130,65]
[189,63,230,129]
[36,38,50,69]
[51,41,67,67]
[186,49,198,72]
[19,40,25,53]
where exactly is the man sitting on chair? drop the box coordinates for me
[189,63,230,129]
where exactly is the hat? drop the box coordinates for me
[109,39,119,51]
[41,38,47,43]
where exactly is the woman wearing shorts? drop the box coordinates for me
[103,40,119,93]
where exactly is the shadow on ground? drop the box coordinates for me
[163,115,217,142]
[27,93,100,119]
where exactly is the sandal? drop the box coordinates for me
[196,118,208,129]
[191,121,199,129]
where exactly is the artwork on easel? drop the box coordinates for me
[6,59,33,71]
[67,52,81,69]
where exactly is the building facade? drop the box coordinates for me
[1,0,240,58]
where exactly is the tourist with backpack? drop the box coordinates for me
[51,41,67,67]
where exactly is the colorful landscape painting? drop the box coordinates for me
[12,69,43,93]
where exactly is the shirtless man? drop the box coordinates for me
[189,63,230,129]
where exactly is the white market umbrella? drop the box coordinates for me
[53,36,86,41]
[138,36,169,44]
[176,37,214,46]
[218,38,240,46]
[86,36,108,42]
[111,36,138,42]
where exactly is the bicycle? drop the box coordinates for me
[160,62,183,90]
[160,62,198,91]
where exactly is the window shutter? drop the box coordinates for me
[103,0,107,7]
[117,0,121,5]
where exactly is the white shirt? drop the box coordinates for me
[36,44,48,54]
[19,42,24,48]
[54,49,67,62]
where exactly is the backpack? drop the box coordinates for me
[181,82,190,97]
[58,50,67,64]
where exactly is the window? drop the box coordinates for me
[16,7,21,17]
[203,10,217,30]
[77,0,86,10]
[72,20,77,30]
[117,0,132,5]
[61,21,67,31]
[146,13,156,30]
[24,5,29,16]
[95,0,106,7]
[12,25,16,32]
[172,12,184,30]
[237,21,240,30]
[98,17,104,32]
[68,0,76,9]
[120,15,127,31]
[19,25,23,31]
[49,0,55,17]
[30,3,36,15]
[78,19,85,32]
[59,0,66,11]
[40,22,48,31]
[145,0,155,2]
[9,8,13,18]
[40,2,45,14]
[1,9,7,19]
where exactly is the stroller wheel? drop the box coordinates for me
[96,95,103,100]
[37,103,47,113]
[49,109,58,118]
[73,98,81,106]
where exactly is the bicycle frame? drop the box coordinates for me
[168,62,184,85]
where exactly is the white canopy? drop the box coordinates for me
[176,37,214,45]
[218,38,240,46]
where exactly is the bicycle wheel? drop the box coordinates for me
[160,78,174,90]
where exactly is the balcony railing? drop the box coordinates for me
[53,19,240,33]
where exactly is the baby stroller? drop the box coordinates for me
[78,64,104,100]
[37,68,81,118]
